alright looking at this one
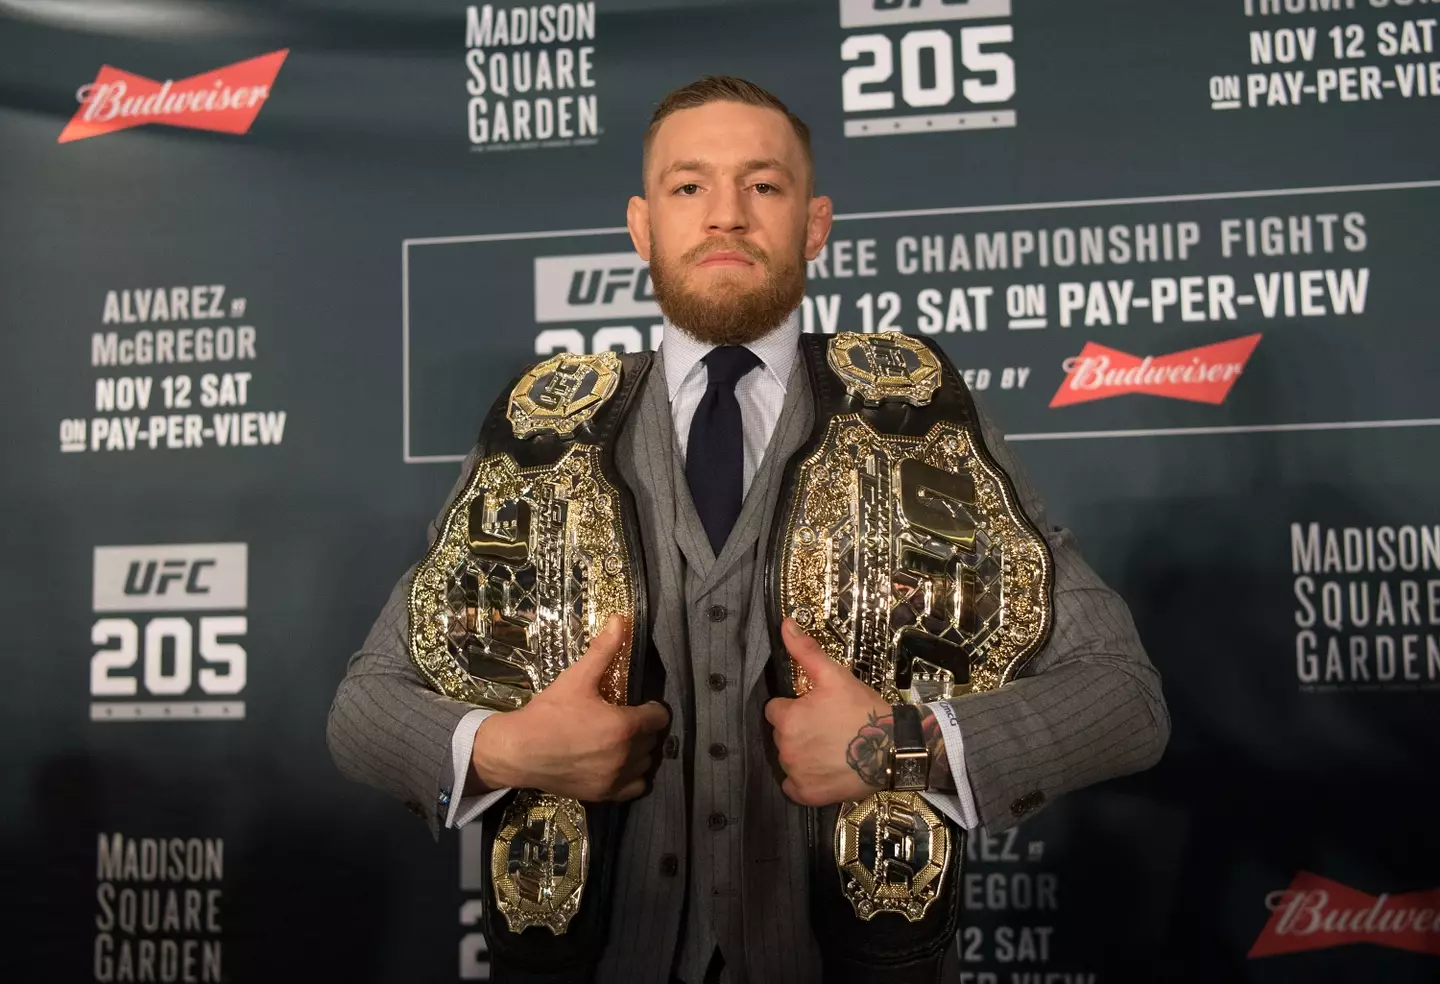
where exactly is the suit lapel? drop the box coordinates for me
[740,359,813,697]
[624,346,814,695]
[668,447,717,580]
[619,351,686,683]
[690,357,813,599]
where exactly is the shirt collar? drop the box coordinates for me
[661,307,802,401]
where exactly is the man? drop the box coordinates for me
[328,76,1169,984]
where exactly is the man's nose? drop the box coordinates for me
[704,183,749,235]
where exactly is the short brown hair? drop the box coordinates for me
[642,75,814,191]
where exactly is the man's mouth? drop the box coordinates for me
[695,250,756,268]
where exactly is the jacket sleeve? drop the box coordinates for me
[326,450,484,840]
[935,399,1171,832]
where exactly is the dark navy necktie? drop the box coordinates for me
[685,345,762,555]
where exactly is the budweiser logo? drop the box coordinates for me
[59,50,288,144]
[1250,872,1440,958]
[1049,334,1261,407]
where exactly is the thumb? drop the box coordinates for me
[781,618,841,688]
[553,613,627,693]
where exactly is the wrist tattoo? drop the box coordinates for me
[845,711,894,789]
[845,706,956,792]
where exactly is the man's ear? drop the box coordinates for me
[804,195,834,262]
[627,196,650,261]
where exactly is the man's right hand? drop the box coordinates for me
[468,615,670,802]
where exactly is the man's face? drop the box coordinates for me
[627,100,832,345]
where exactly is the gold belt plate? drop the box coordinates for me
[490,790,590,936]
[408,442,636,934]
[835,791,950,922]
[776,415,1052,921]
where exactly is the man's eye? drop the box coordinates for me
[754,183,777,195]
[675,183,699,195]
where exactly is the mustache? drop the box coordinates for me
[682,237,769,265]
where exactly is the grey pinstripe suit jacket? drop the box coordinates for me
[326,347,1170,983]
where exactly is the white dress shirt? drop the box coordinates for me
[443,314,979,831]
[661,308,800,498]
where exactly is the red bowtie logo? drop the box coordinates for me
[59,50,288,144]
[1049,334,1261,407]
[1249,872,1440,958]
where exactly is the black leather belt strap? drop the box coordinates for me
[766,335,990,981]
[475,352,654,984]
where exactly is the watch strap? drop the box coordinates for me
[889,703,929,791]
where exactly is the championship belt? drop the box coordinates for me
[408,350,652,976]
[769,333,1055,980]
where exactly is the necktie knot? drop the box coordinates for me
[702,346,762,389]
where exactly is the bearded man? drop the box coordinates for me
[327,76,1169,984]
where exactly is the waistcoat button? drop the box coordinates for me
[663,735,679,758]
[708,673,727,692]
[707,812,728,832]
[707,604,728,622]
[708,743,728,760]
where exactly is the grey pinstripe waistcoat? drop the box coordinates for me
[326,346,1171,984]
[602,349,821,984]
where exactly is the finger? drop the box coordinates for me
[781,777,801,804]
[552,614,627,692]
[764,697,793,729]
[625,733,665,768]
[622,741,660,772]
[619,722,666,762]
[625,700,671,734]
[610,778,647,802]
[781,618,837,686]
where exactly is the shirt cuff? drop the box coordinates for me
[920,700,981,830]
[446,708,512,829]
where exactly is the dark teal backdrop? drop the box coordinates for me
[3,1,1438,981]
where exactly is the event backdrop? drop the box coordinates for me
[3,0,1439,981]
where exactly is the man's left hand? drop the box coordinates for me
[765,617,896,806]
